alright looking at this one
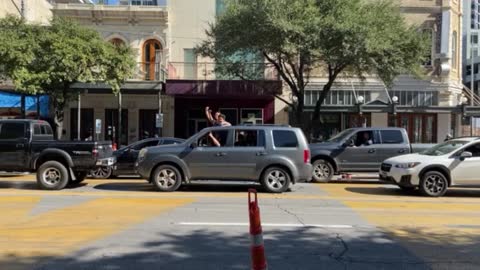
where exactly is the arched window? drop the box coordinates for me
[452,31,457,69]
[110,38,125,47]
[143,39,163,80]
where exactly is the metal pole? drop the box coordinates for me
[20,0,25,19]
[471,33,475,136]
[158,89,162,136]
[36,95,40,119]
[77,94,81,140]
[118,93,122,147]
[20,94,25,118]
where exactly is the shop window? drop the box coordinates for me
[241,109,263,124]
[388,113,437,143]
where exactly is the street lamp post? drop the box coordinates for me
[356,96,365,127]
[391,95,399,126]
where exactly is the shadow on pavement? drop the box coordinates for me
[0,227,450,270]
[0,180,88,191]
[345,186,480,198]
[92,181,271,193]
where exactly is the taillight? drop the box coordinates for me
[92,149,98,157]
[304,149,310,163]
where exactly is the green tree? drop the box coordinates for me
[0,16,136,138]
[197,0,428,134]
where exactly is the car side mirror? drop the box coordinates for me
[460,151,473,160]
[190,142,198,149]
[343,139,355,148]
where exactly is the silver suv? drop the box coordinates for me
[136,125,312,193]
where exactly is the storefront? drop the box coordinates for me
[166,80,282,138]
[0,90,50,120]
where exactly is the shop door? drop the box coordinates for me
[70,108,94,140]
[139,110,158,140]
[105,109,128,145]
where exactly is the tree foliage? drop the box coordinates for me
[0,15,136,138]
[197,0,429,132]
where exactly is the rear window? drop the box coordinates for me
[273,130,298,148]
[41,124,53,135]
[0,123,25,140]
[380,130,404,144]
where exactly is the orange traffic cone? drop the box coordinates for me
[248,189,267,270]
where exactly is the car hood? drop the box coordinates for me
[384,153,439,164]
[309,142,340,150]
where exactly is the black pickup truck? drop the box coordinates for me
[0,119,115,190]
[309,127,435,182]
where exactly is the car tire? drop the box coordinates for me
[36,161,69,190]
[71,171,88,184]
[261,167,291,193]
[90,167,112,179]
[152,165,182,192]
[419,171,448,197]
[312,159,334,183]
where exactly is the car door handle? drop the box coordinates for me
[398,149,406,153]
[256,152,267,156]
[368,149,376,153]
[215,152,227,157]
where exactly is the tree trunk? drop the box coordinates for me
[54,109,64,140]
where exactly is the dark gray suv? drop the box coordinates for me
[135,125,312,193]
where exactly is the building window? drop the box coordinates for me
[422,29,433,66]
[109,38,125,47]
[216,0,226,16]
[389,91,439,106]
[240,109,263,124]
[183,49,197,80]
[388,113,437,143]
[143,39,163,81]
[452,31,457,69]
[304,90,372,106]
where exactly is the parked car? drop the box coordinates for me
[380,137,480,197]
[309,127,435,182]
[135,125,312,193]
[89,137,185,178]
[0,119,114,190]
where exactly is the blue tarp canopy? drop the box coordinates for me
[0,91,49,117]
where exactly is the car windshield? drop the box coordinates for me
[421,140,469,156]
[327,129,355,143]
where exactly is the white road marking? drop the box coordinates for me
[177,222,353,229]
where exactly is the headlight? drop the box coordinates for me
[395,162,420,169]
[138,148,148,163]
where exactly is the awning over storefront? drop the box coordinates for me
[0,91,49,117]
[166,80,282,97]
[70,81,164,94]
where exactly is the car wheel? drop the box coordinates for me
[90,167,112,179]
[152,165,182,192]
[419,171,448,197]
[261,167,291,193]
[312,159,334,182]
[71,171,88,184]
[36,161,69,190]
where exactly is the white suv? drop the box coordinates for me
[379,137,480,197]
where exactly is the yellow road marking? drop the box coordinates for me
[0,197,193,259]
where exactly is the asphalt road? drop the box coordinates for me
[1,175,480,270]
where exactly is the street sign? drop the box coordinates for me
[156,113,163,128]
[95,119,102,134]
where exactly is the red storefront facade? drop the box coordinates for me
[166,80,282,138]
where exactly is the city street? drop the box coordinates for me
[1,175,480,269]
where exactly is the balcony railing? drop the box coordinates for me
[167,62,279,81]
[131,62,167,81]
